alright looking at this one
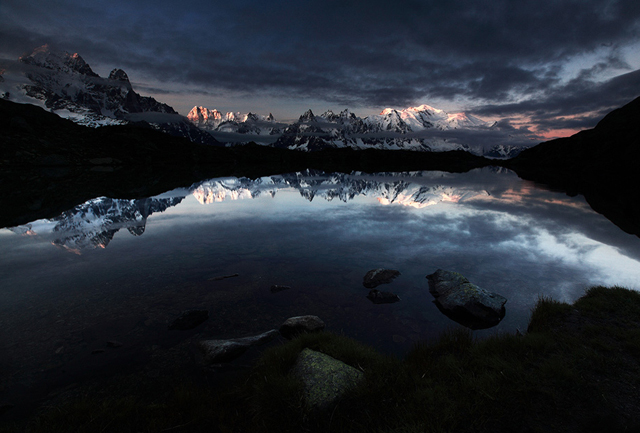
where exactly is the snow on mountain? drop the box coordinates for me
[271,106,481,152]
[483,144,527,159]
[187,106,281,138]
[364,104,491,133]
[184,103,500,152]
[0,45,175,125]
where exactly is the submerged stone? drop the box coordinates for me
[426,269,507,330]
[270,284,292,293]
[168,309,209,330]
[199,329,279,363]
[363,269,401,288]
[292,348,363,410]
[279,315,325,339]
[366,289,401,304]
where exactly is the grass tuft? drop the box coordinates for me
[527,295,573,333]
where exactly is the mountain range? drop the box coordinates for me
[1,46,523,158]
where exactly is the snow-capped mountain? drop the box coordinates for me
[184,103,501,152]
[365,104,489,132]
[1,45,174,124]
[270,107,482,152]
[483,144,526,159]
[0,45,219,144]
[187,106,283,142]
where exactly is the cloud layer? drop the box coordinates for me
[1,0,639,134]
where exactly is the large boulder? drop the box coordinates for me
[199,329,278,363]
[426,269,507,330]
[363,269,401,288]
[292,348,363,411]
[279,315,325,339]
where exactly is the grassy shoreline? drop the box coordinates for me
[3,286,640,433]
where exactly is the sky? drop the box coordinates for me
[1,0,640,139]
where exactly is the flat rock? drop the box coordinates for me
[199,329,279,363]
[292,348,363,411]
[363,269,401,288]
[426,269,507,330]
[366,289,400,304]
[279,315,325,339]
[168,309,209,330]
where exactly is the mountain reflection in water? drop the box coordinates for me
[9,170,495,251]
[1,167,640,415]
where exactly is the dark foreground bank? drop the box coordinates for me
[2,286,640,433]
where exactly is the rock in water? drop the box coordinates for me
[363,269,401,288]
[279,315,325,339]
[270,284,292,293]
[168,310,209,330]
[199,329,279,363]
[366,289,400,304]
[292,348,363,410]
[426,269,507,330]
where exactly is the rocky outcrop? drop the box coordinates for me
[292,348,363,410]
[426,269,507,330]
[279,315,325,339]
[199,329,279,363]
[363,269,401,288]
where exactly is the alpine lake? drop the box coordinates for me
[2,166,640,417]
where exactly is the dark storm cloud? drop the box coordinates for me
[1,0,639,126]
[472,68,640,131]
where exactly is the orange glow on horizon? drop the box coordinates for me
[538,128,581,139]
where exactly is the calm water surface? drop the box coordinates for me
[1,167,640,410]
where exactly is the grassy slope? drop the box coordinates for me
[4,286,640,433]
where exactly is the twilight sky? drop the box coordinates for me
[1,0,639,138]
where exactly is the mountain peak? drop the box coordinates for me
[340,108,355,118]
[108,68,130,83]
[380,108,400,116]
[408,104,442,114]
[19,45,98,77]
[299,109,316,122]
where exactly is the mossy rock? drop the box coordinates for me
[292,348,363,411]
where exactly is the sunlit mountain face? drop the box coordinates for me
[190,105,506,153]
